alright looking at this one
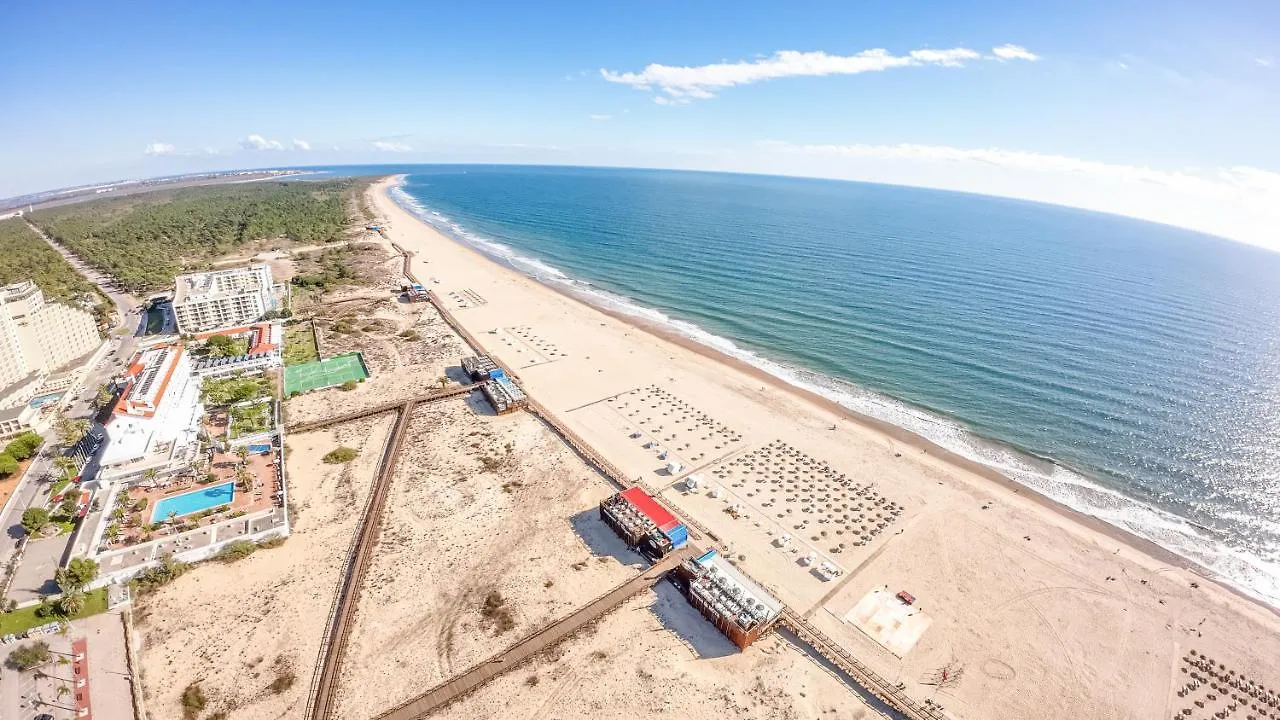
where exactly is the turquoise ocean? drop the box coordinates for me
[328,164,1280,605]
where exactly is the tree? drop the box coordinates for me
[94,383,115,408]
[0,452,18,476]
[57,494,79,517]
[6,641,52,670]
[53,456,78,482]
[55,557,98,592]
[204,334,239,358]
[4,431,43,460]
[236,468,254,493]
[234,445,249,463]
[58,588,86,616]
[142,467,159,484]
[20,507,50,536]
[55,417,90,447]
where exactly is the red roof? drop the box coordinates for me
[620,487,681,533]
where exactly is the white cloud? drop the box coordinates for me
[601,44,1032,102]
[204,147,219,156]
[757,140,1280,251]
[292,139,311,151]
[1256,57,1274,68]
[992,44,1040,62]
[240,134,284,151]
[589,114,613,121]
[143,142,175,156]
[372,140,413,152]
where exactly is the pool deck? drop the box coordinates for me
[106,444,281,549]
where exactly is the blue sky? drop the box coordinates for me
[2,0,1278,248]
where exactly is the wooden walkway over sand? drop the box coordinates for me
[374,546,696,720]
[286,384,475,434]
[779,610,949,720]
[304,400,417,720]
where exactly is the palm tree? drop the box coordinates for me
[58,588,86,617]
[142,468,159,484]
[236,468,254,493]
[234,445,249,464]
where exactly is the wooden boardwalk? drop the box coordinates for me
[304,401,417,720]
[779,610,949,720]
[374,546,696,720]
[286,384,475,433]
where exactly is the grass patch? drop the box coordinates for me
[322,446,357,464]
[0,587,107,636]
[283,323,319,366]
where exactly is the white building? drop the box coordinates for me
[0,281,100,388]
[98,343,204,481]
[172,264,281,334]
[0,281,102,438]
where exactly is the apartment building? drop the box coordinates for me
[0,281,100,388]
[172,264,280,334]
[0,281,102,437]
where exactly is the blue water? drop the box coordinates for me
[357,164,1279,605]
[151,482,235,523]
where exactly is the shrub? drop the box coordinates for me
[181,683,206,720]
[7,641,51,670]
[322,446,357,464]
[215,540,258,563]
[268,670,296,694]
[480,590,515,634]
[0,452,19,476]
[20,507,49,535]
[129,554,189,595]
[339,380,357,391]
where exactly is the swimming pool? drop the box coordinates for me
[151,482,235,524]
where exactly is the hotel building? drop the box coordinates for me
[172,264,281,334]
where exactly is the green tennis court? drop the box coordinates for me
[284,352,370,395]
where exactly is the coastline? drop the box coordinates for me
[374,173,1280,615]
[379,174,1275,615]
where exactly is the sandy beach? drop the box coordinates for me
[368,175,1280,720]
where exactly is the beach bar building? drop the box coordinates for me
[676,548,783,649]
[599,486,689,558]
[462,354,499,381]
[481,369,527,414]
